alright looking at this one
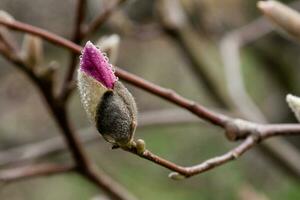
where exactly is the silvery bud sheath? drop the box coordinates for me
[78,41,137,147]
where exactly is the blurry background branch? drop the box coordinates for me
[0,163,75,182]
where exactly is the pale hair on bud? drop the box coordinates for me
[257,0,300,42]
[286,94,300,122]
[78,70,108,123]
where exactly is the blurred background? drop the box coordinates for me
[0,0,300,199]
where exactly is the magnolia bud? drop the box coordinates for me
[77,41,137,147]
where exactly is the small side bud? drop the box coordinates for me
[136,139,146,154]
[258,0,300,42]
[21,34,44,68]
[96,34,120,65]
[168,172,186,180]
[286,94,300,122]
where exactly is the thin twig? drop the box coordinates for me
[124,121,300,178]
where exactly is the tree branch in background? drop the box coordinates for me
[157,0,230,107]
[0,163,75,182]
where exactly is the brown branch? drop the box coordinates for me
[0,163,75,182]
[116,68,229,127]
[124,120,300,178]
[0,20,81,53]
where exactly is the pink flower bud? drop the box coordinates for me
[80,41,117,89]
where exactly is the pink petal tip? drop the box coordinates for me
[80,41,117,89]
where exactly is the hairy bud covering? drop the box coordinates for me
[78,41,137,147]
[96,82,137,145]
